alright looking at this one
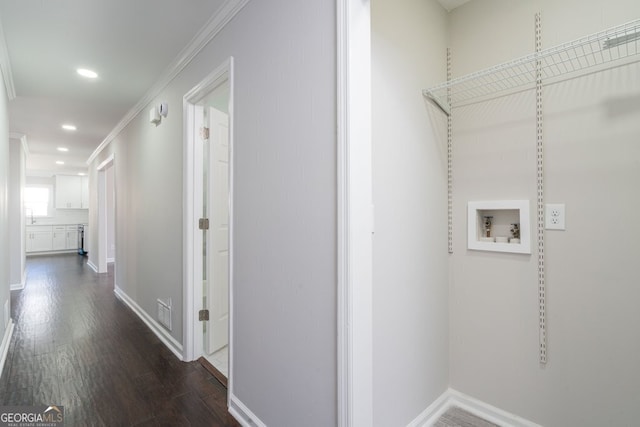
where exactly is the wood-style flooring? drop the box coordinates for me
[0,254,239,426]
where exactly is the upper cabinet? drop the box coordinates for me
[56,175,89,209]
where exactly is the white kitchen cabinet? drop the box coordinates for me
[66,225,79,250]
[26,226,53,252]
[52,226,67,250]
[56,175,89,209]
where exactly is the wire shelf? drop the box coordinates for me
[424,18,640,115]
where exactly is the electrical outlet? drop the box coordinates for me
[545,203,565,230]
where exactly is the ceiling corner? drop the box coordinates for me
[437,0,472,13]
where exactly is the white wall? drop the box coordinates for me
[0,74,10,342]
[87,1,337,425]
[9,138,25,287]
[371,0,450,425]
[449,1,640,425]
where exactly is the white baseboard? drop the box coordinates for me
[0,320,14,379]
[87,260,98,273]
[409,388,541,427]
[407,389,451,427]
[11,270,27,290]
[113,285,183,361]
[446,389,541,427]
[229,394,268,427]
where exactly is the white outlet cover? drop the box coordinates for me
[545,203,565,230]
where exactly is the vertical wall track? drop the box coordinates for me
[447,47,453,254]
[535,12,547,365]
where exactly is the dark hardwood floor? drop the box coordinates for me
[0,254,239,426]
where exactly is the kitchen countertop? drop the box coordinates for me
[26,223,87,227]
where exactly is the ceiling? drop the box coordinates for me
[437,0,471,12]
[0,0,226,176]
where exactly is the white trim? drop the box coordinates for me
[87,260,98,273]
[114,285,184,360]
[9,133,29,156]
[226,63,236,410]
[0,19,16,100]
[407,390,451,427]
[337,0,373,426]
[446,389,542,427]
[0,320,14,379]
[96,155,114,172]
[86,0,250,165]
[182,58,233,365]
[10,270,26,291]
[96,154,115,274]
[408,388,542,427]
[228,394,267,427]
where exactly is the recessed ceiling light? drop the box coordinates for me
[77,68,98,79]
[57,147,69,152]
[62,124,76,131]
[56,161,65,165]
[78,172,86,176]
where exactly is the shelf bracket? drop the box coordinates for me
[422,90,451,116]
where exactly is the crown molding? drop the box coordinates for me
[87,0,251,165]
[0,18,16,100]
[9,132,28,155]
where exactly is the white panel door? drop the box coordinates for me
[207,107,230,354]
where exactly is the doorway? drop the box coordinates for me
[183,58,234,390]
[97,155,115,274]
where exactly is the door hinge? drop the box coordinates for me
[199,309,209,321]
[198,218,209,230]
[200,127,210,140]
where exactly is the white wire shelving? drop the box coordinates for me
[423,18,640,115]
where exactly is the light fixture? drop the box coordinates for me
[57,147,69,152]
[62,124,77,131]
[77,68,98,79]
[56,161,65,165]
[602,30,640,49]
[78,172,86,176]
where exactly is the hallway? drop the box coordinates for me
[0,254,239,426]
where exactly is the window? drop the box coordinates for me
[25,186,52,217]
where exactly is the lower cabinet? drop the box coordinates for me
[66,226,79,250]
[26,225,81,253]
[52,226,67,250]
[26,227,53,252]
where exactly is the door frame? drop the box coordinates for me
[182,58,234,377]
[97,154,115,274]
[337,0,373,425]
